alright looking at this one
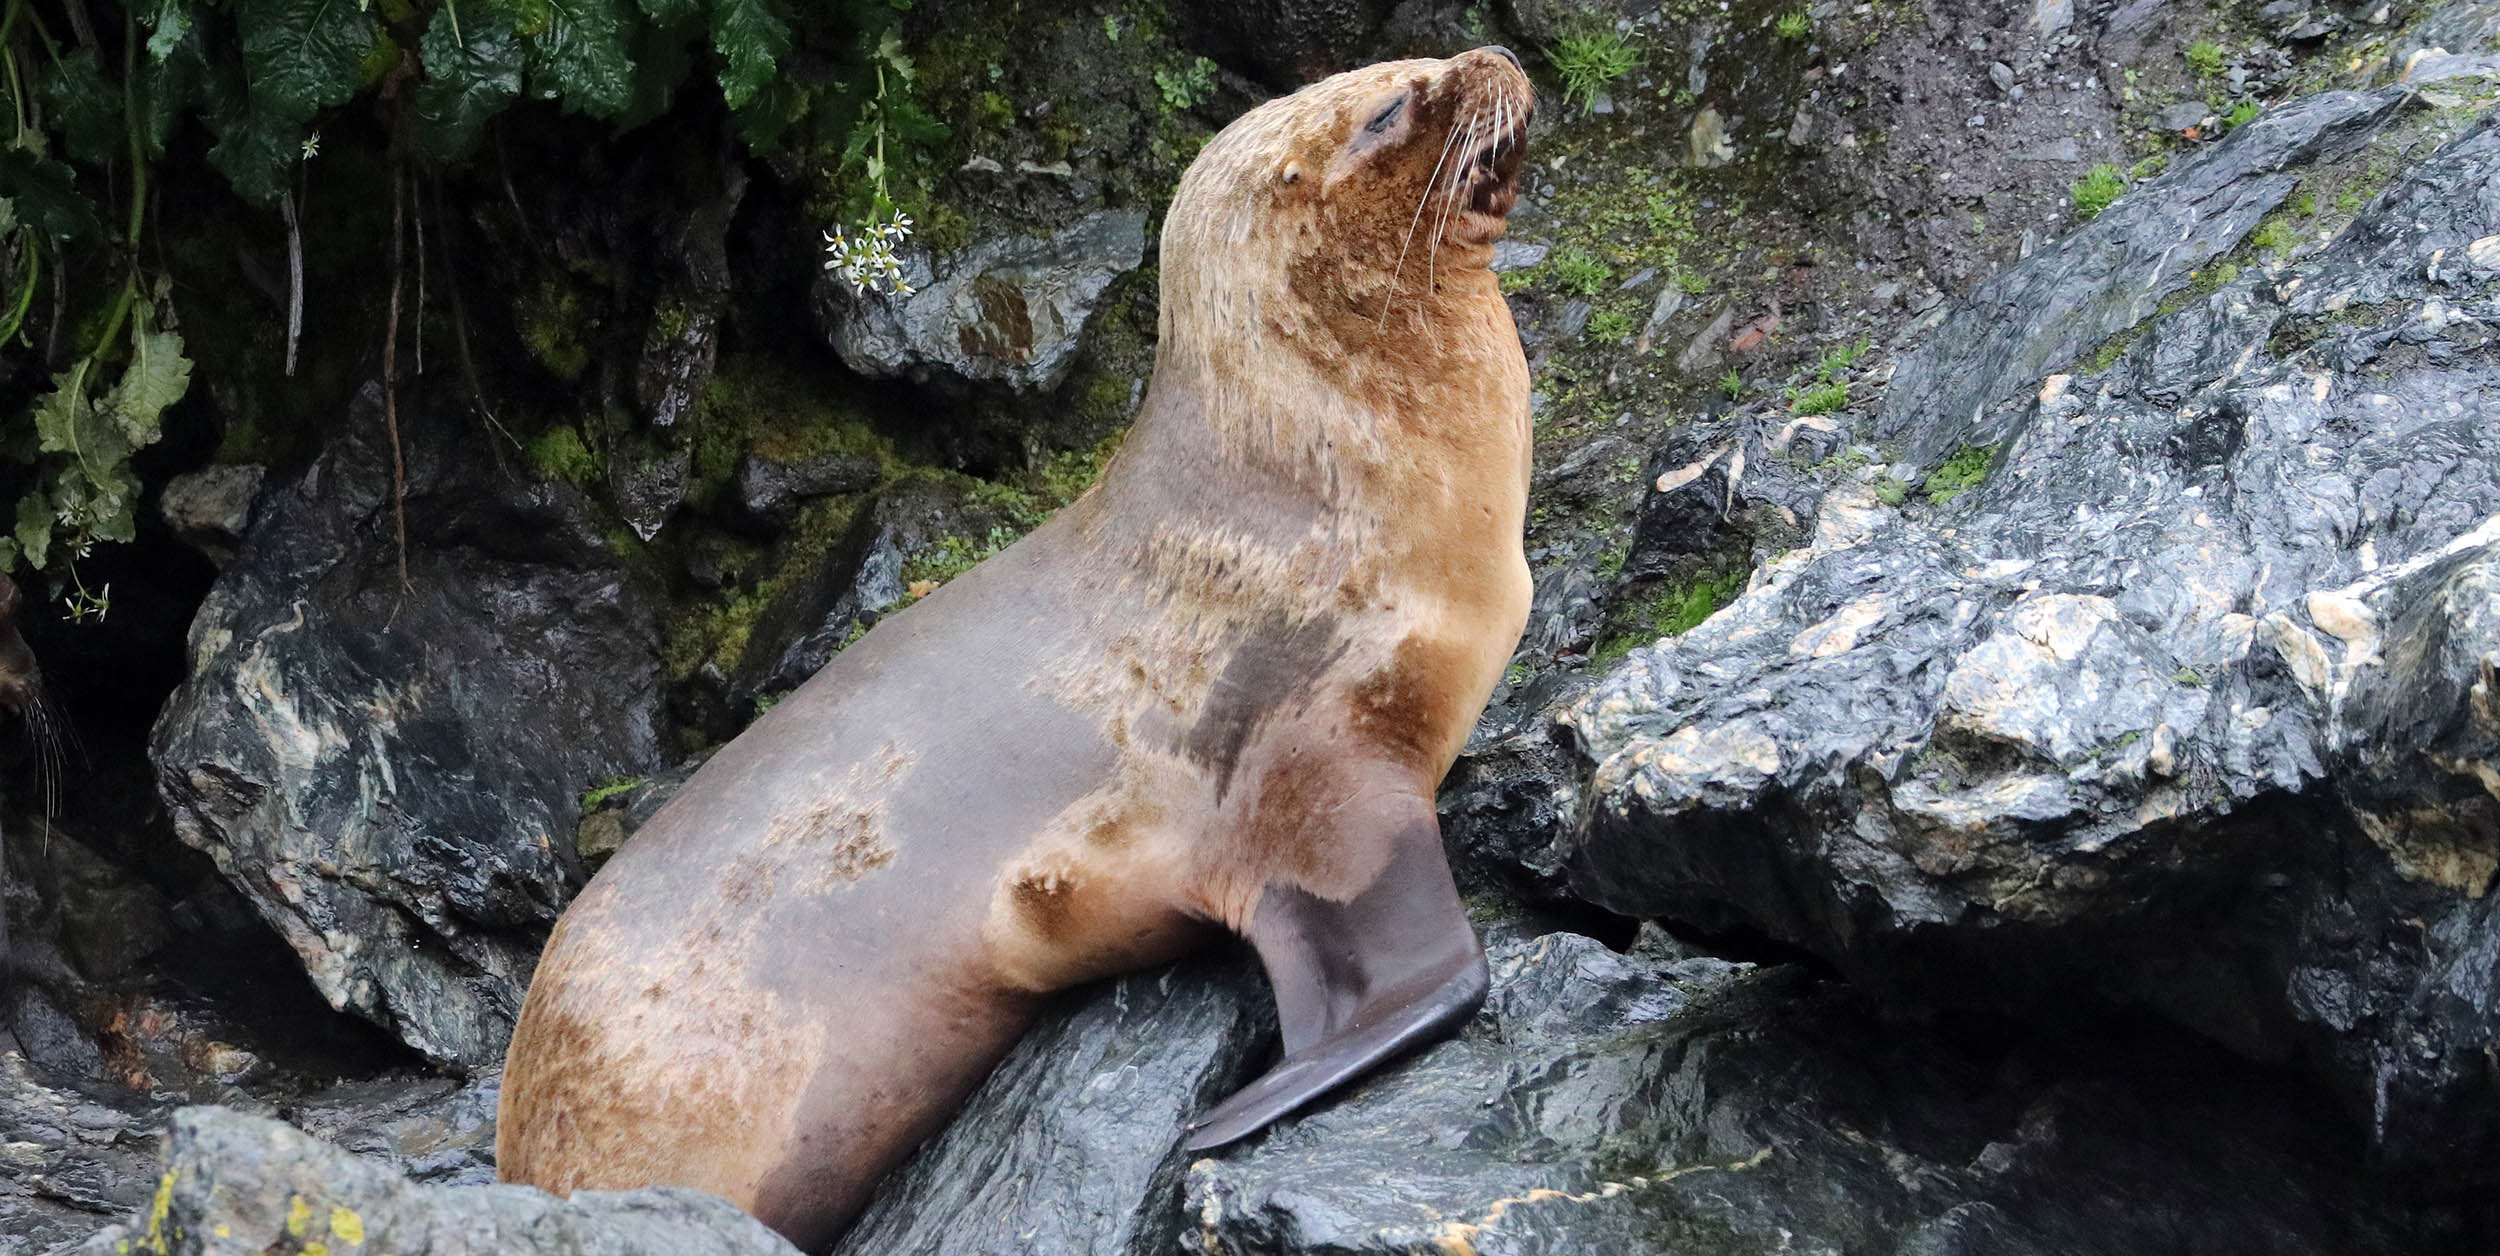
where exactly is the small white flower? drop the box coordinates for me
[820,208,918,297]
[301,132,321,159]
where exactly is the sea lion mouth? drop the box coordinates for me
[1454,117,1527,241]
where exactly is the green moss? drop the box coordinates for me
[2248,213,2298,255]
[2071,164,2126,220]
[1587,308,1637,343]
[520,280,593,381]
[580,776,649,810]
[1925,444,1995,505]
[1591,562,1750,666]
[2184,40,2227,79]
[687,354,896,499]
[2225,99,2261,130]
[527,426,600,488]
[1874,479,1907,506]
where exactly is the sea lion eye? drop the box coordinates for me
[1365,95,1407,133]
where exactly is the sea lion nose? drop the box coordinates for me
[1481,45,1522,69]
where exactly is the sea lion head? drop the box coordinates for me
[0,574,37,720]
[1160,48,1533,355]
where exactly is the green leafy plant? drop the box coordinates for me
[2071,163,2127,219]
[1788,380,1847,415]
[1774,11,1811,39]
[1548,28,1637,114]
[1550,247,1612,297]
[1587,308,1636,343]
[2185,40,2227,79]
[2225,99,2260,129]
[1720,368,1744,400]
[1155,56,1218,111]
[1815,335,1873,380]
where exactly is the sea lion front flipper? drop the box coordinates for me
[1182,812,1488,1152]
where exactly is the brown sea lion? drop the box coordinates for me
[498,46,1534,1249]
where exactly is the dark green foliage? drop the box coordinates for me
[412,14,527,162]
[0,0,936,582]
[235,0,378,136]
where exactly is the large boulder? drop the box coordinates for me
[72,1107,796,1256]
[151,385,668,1067]
[815,209,1148,394]
[1552,88,2500,1171]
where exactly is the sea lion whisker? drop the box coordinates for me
[1384,100,1471,331]
[1422,98,1483,351]
[1423,97,1484,345]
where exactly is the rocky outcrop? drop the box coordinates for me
[150,386,668,1068]
[72,1107,797,1256]
[1550,84,2500,1173]
[801,920,2456,1253]
[816,208,1148,393]
[1188,928,2453,1254]
[1878,82,2409,475]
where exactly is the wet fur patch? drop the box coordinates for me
[1180,611,1348,799]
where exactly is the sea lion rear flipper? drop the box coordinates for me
[1182,813,1487,1151]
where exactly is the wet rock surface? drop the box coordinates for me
[816,208,1148,393]
[1185,928,2459,1255]
[149,385,669,1067]
[834,956,1271,1256]
[1550,78,2500,1176]
[72,1106,798,1256]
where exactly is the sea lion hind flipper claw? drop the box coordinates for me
[1181,816,1488,1152]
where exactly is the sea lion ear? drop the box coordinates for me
[1180,803,1487,1151]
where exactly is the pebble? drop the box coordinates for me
[1990,62,2017,94]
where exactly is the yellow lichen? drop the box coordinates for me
[330,1205,366,1244]
[286,1193,313,1237]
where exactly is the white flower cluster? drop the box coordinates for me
[823,211,917,297]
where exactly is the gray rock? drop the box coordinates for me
[819,210,1147,394]
[1490,240,1550,272]
[1555,111,2500,1173]
[2009,137,2083,162]
[633,168,747,432]
[72,1107,798,1256]
[151,385,668,1067]
[1182,0,1392,85]
[1990,60,2017,94]
[833,956,1270,1256]
[732,452,880,530]
[1882,84,2408,475]
[0,1055,158,1252]
[1185,929,2447,1254]
[158,465,264,567]
[2153,99,2216,131]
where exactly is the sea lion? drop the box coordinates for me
[498,46,1534,1249]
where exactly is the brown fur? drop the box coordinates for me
[498,50,1533,1251]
